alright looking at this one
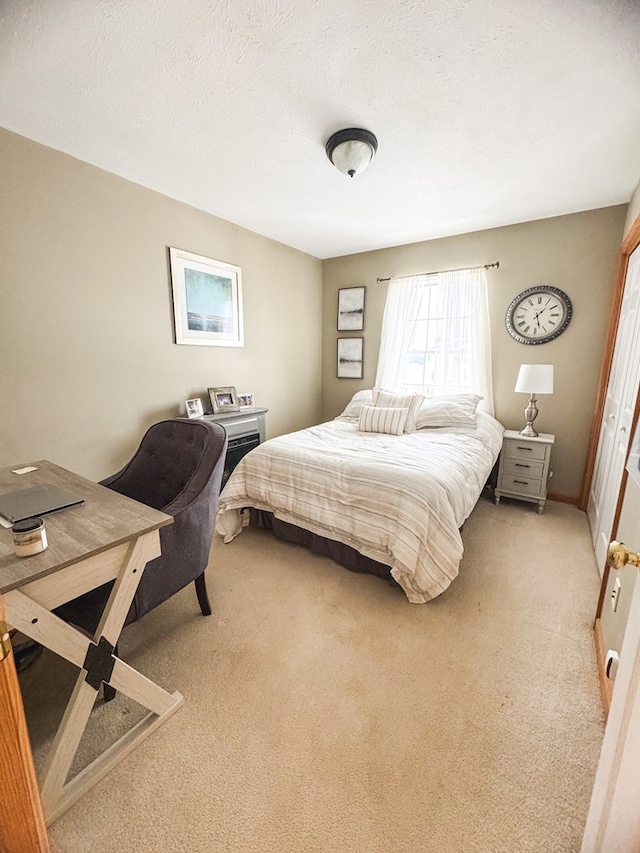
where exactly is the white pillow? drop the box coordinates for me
[337,389,373,420]
[358,404,409,436]
[372,388,425,433]
[416,394,483,429]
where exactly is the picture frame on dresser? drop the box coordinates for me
[185,398,204,419]
[169,247,244,348]
[238,393,254,408]
[208,386,240,413]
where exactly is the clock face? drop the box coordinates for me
[505,286,572,345]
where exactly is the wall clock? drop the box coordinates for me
[505,286,572,345]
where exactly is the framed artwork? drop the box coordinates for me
[169,247,244,347]
[238,393,254,408]
[185,398,204,419]
[337,337,364,379]
[337,286,366,331]
[208,385,240,413]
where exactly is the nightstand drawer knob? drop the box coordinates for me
[516,446,533,452]
[514,479,529,485]
[515,463,530,468]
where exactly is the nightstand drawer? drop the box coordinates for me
[503,438,549,462]
[498,472,545,497]
[500,457,545,478]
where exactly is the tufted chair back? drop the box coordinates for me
[102,418,228,620]
[56,418,228,637]
[104,418,218,510]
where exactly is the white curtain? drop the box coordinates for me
[375,267,494,415]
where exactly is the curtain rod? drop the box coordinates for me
[376,261,499,283]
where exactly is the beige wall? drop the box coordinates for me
[0,128,323,481]
[322,207,627,499]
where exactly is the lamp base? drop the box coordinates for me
[520,423,539,438]
[520,394,539,437]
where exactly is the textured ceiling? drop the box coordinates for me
[1,0,640,259]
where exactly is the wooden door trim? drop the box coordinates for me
[0,595,50,853]
[579,214,640,511]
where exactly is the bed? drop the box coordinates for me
[215,394,504,603]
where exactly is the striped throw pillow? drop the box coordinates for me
[372,388,425,433]
[358,405,409,436]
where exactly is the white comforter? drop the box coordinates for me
[216,412,504,603]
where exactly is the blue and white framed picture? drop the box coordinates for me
[169,247,244,347]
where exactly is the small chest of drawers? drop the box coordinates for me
[494,430,555,514]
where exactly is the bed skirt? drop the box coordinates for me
[250,509,397,585]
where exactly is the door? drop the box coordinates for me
[0,595,50,852]
[587,246,640,572]
[582,543,640,851]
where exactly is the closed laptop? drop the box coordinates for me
[0,485,84,524]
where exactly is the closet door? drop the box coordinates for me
[587,246,640,572]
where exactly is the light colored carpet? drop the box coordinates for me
[20,495,605,853]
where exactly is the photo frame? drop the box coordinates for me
[208,385,240,413]
[238,393,254,408]
[337,337,364,379]
[185,398,204,419]
[337,286,366,331]
[169,247,244,347]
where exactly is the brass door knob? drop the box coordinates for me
[607,540,640,570]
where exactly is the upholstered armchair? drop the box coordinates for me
[56,418,227,684]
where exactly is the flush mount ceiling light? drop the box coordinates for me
[325,128,378,178]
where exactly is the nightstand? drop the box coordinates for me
[494,429,555,514]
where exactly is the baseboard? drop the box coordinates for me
[547,492,579,505]
[593,617,612,717]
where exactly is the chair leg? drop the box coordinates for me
[103,642,118,702]
[194,572,212,616]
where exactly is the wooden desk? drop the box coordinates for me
[0,461,182,825]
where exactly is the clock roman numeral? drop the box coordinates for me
[524,325,530,333]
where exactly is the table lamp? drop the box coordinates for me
[514,364,554,437]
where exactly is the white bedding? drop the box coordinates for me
[215,412,504,603]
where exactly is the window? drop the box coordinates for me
[375,267,494,414]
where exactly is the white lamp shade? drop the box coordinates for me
[515,364,554,395]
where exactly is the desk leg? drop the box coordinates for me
[5,530,184,825]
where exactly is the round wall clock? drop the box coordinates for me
[505,285,572,345]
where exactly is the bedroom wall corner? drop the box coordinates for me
[0,128,323,481]
[321,206,628,500]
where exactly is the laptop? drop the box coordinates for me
[0,485,85,524]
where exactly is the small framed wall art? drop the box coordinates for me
[337,337,364,379]
[185,398,204,419]
[208,385,240,413]
[169,247,244,347]
[337,286,366,331]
